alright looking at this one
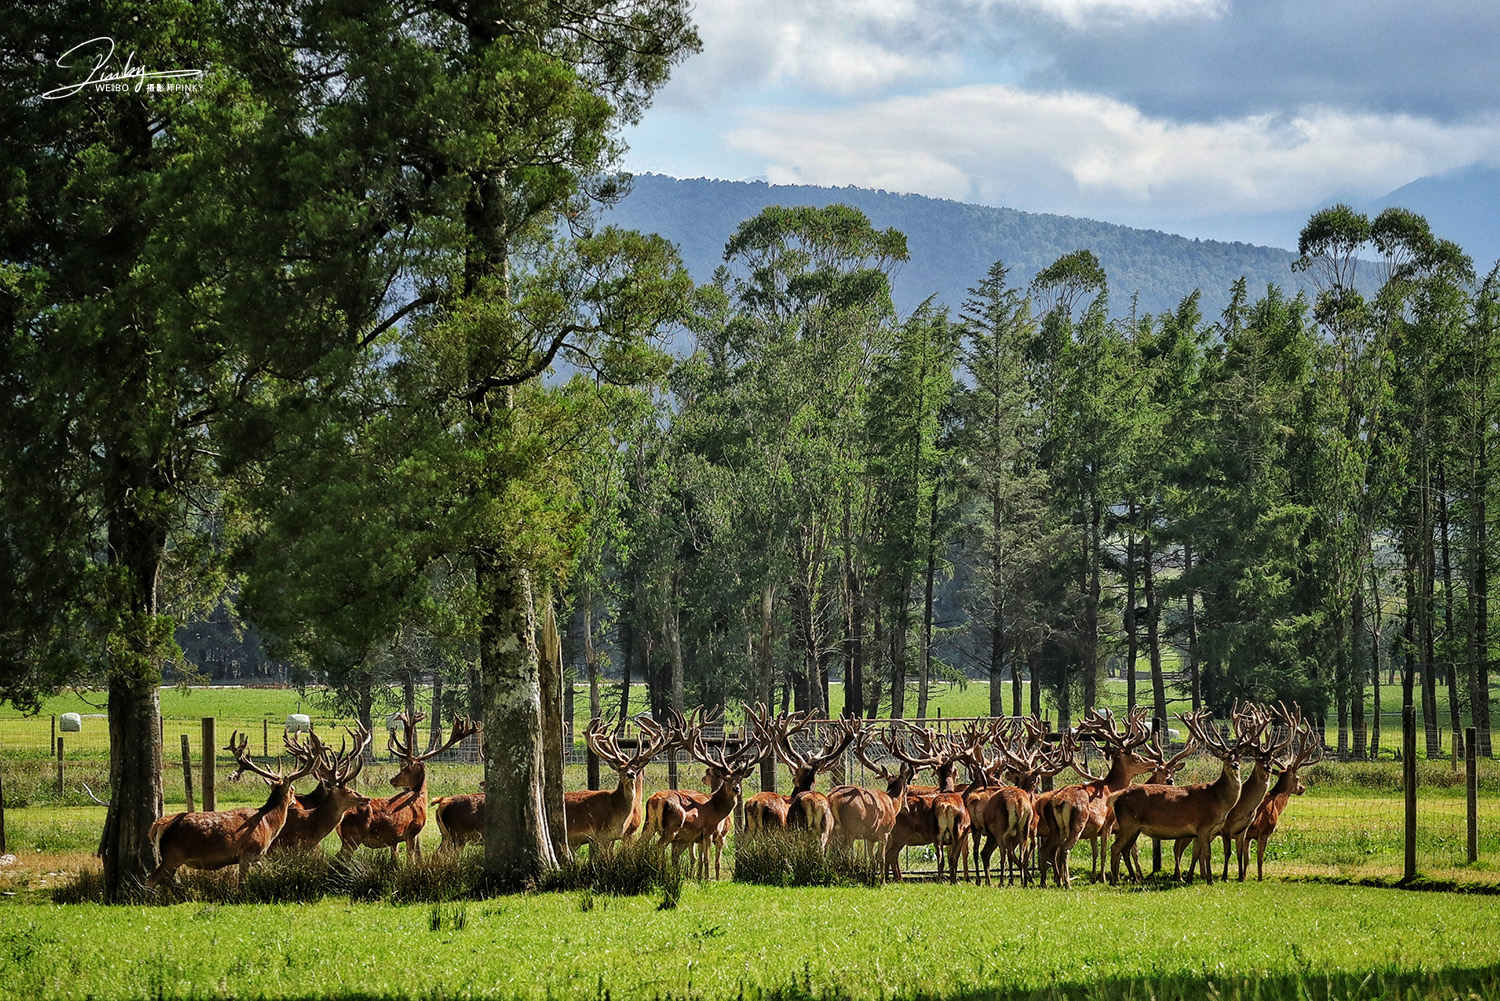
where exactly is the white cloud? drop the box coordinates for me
[658,0,1223,107]
[725,85,1500,221]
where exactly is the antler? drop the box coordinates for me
[416,715,480,762]
[228,731,314,784]
[330,725,371,785]
[850,722,900,783]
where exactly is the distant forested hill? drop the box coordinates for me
[602,174,1316,320]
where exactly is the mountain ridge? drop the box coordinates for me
[601,174,1317,320]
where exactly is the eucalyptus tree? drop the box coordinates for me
[678,205,906,725]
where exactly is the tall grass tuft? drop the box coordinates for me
[541,836,683,900]
[734,831,878,888]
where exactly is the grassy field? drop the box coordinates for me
[5,679,1495,759]
[0,880,1497,1000]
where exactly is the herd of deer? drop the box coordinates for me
[141,701,1323,891]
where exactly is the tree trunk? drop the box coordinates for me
[758,580,777,791]
[890,590,909,720]
[867,599,886,718]
[583,581,601,789]
[1083,499,1103,712]
[101,672,163,900]
[1185,543,1201,712]
[1145,526,1167,724]
[1370,552,1384,758]
[918,485,938,721]
[617,618,634,731]
[844,540,864,719]
[1124,502,1139,712]
[1351,584,1366,759]
[1029,645,1041,720]
[539,589,567,858]
[478,551,559,889]
[429,666,445,753]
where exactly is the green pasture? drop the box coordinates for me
[6,679,1495,761]
[1,881,1498,1001]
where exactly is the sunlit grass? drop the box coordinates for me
[0,882,1498,1000]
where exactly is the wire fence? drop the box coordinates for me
[1,707,1495,885]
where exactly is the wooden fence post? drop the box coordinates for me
[0,763,7,854]
[1467,725,1479,864]
[55,735,64,796]
[1403,705,1416,882]
[201,717,216,812]
[181,733,196,813]
[50,714,56,757]
[263,719,269,760]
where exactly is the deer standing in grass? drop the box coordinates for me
[827,723,911,884]
[881,724,970,883]
[147,731,316,888]
[1239,714,1323,880]
[646,707,770,878]
[1171,703,1293,879]
[564,715,673,851]
[776,713,854,848]
[1109,707,1266,884]
[967,718,1071,886]
[1034,709,1160,887]
[337,713,479,861]
[274,726,372,852]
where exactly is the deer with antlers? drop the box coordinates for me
[1171,703,1294,880]
[146,731,317,888]
[826,722,912,884]
[336,712,479,861]
[966,717,1072,886]
[742,708,853,847]
[1109,707,1266,884]
[1239,712,1323,880]
[645,706,770,878]
[881,723,971,882]
[1034,709,1161,887]
[274,726,372,852]
[566,715,673,851]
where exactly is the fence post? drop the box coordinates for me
[1403,705,1416,882]
[50,714,56,757]
[55,735,64,796]
[181,733,196,813]
[202,717,217,812]
[1452,729,1460,773]
[0,763,7,853]
[1467,725,1479,864]
[263,719,269,760]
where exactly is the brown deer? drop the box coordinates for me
[882,724,968,882]
[647,707,770,878]
[565,715,673,850]
[740,706,809,838]
[827,723,912,884]
[337,712,479,861]
[1035,709,1160,887]
[1172,703,1294,879]
[778,714,854,849]
[969,717,1072,886]
[147,731,317,888]
[1240,713,1323,880]
[430,714,672,856]
[1109,707,1266,884]
[274,726,372,852]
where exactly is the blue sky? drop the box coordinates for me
[621,0,1500,249]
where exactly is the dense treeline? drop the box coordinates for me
[586,201,1498,768]
[1,0,1495,901]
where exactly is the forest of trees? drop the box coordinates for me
[2,0,1497,897]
